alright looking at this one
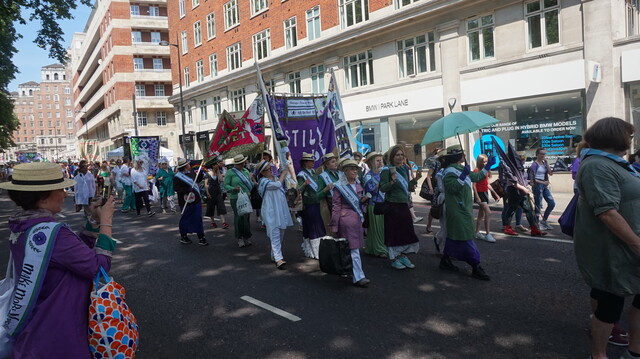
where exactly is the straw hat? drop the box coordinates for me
[232,154,247,165]
[340,159,359,170]
[177,158,190,169]
[300,152,315,162]
[441,144,464,157]
[321,153,336,164]
[262,150,272,157]
[0,162,76,191]
[256,160,272,174]
[223,158,234,166]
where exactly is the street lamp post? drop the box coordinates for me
[159,35,187,158]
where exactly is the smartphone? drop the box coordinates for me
[101,184,112,206]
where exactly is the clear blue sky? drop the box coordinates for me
[8,4,94,91]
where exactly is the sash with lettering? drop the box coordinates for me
[319,171,338,196]
[363,172,385,201]
[175,172,200,203]
[2,222,62,349]
[382,166,409,195]
[231,168,254,192]
[334,182,365,223]
[297,169,319,192]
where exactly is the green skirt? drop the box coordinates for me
[231,198,252,239]
[365,204,387,256]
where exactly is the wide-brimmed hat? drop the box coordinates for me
[441,145,464,157]
[256,160,272,174]
[340,159,359,170]
[177,158,190,169]
[321,153,336,164]
[365,151,382,162]
[300,152,315,162]
[232,154,247,165]
[262,150,272,157]
[0,162,76,191]
[223,158,234,166]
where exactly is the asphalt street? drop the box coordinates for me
[0,191,630,359]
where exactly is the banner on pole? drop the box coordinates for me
[207,96,265,159]
[129,136,160,176]
[326,72,353,158]
[79,140,100,162]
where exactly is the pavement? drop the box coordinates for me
[0,190,630,359]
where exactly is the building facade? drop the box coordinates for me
[166,0,640,165]
[70,0,181,160]
[6,64,77,162]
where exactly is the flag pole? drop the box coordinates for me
[327,68,353,158]
[180,158,206,215]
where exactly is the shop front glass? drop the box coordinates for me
[349,119,385,154]
[466,91,584,168]
[630,84,640,151]
[392,109,444,168]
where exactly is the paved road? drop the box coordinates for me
[0,191,629,359]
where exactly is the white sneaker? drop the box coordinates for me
[413,216,424,224]
[541,221,553,230]
[483,233,496,243]
[515,225,529,232]
[474,232,486,240]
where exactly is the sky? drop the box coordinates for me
[8,4,94,91]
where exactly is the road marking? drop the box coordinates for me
[57,213,67,218]
[240,295,301,322]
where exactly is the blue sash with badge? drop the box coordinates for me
[231,168,254,191]
[382,166,409,195]
[297,170,319,192]
[334,182,364,223]
[319,171,338,196]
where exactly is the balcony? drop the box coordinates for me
[132,71,172,82]
[134,96,173,110]
[132,42,171,56]
[129,16,168,30]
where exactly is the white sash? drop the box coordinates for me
[383,166,409,195]
[231,168,253,192]
[297,170,319,192]
[4,222,61,338]
[443,166,472,188]
[334,182,364,223]
[175,171,200,202]
[319,171,337,196]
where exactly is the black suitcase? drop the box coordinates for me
[319,237,353,276]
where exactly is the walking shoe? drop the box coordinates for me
[198,238,209,246]
[222,222,229,229]
[391,260,406,270]
[120,210,129,213]
[503,225,518,236]
[439,257,459,272]
[261,224,266,229]
[180,236,192,244]
[397,256,415,269]
[483,233,497,243]
[433,237,441,253]
[540,220,554,230]
[148,211,156,217]
[211,222,218,228]
[412,216,424,224]
[609,331,629,346]
[354,278,370,288]
[244,239,253,246]
[530,225,548,236]
[238,239,246,248]
[515,225,529,232]
[474,232,486,241]
[471,265,491,281]
[276,260,287,270]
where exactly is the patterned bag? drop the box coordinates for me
[88,267,139,359]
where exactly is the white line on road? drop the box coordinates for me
[412,223,573,244]
[241,295,301,322]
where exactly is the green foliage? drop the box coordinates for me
[0,0,92,151]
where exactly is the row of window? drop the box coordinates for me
[133,57,168,71]
[15,137,69,144]
[136,111,168,127]
[134,84,169,97]
[19,87,70,97]
[19,120,72,128]
[130,5,162,17]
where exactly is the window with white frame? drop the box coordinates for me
[311,65,325,94]
[230,89,246,111]
[196,60,204,82]
[224,0,239,30]
[284,17,297,49]
[200,100,208,121]
[153,58,163,70]
[156,111,167,126]
[395,0,419,9]
[253,29,271,60]
[213,96,222,116]
[66,110,72,118]
[179,0,186,17]
[181,31,188,54]
[251,0,268,16]
[184,67,190,87]
[193,21,202,47]
[131,31,142,43]
[265,79,276,93]
[207,13,216,40]
[525,0,560,49]
[467,15,494,61]
[155,84,165,96]
[150,32,161,43]
[339,0,369,28]
[137,112,147,127]
[287,72,301,93]
[306,6,321,40]
[64,87,70,94]
[135,84,146,96]
[627,0,640,37]
[192,0,199,8]
[130,5,140,16]
[133,58,144,70]
[344,50,374,89]
[67,133,74,140]
[149,6,159,16]
[397,32,436,77]
[227,42,242,71]
[67,120,73,129]
[209,54,218,77]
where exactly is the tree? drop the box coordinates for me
[0,0,91,152]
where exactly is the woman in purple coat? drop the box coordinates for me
[0,162,116,358]
[330,160,370,288]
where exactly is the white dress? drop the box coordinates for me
[74,172,96,205]
[259,178,293,231]
[131,168,149,193]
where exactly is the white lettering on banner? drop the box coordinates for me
[486,120,577,134]
[284,129,327,154]
[366,99,409,112]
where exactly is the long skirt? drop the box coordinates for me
[231,199,252,239]
[180,202,204,235]
[384,202,419,247]
[301,203,326,239]
[443,238,481,266]
[319,198,332,235]
[364,204,387,256]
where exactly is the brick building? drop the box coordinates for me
[6,64,77,162]
[69,0,181,160]
[166,0,640,162]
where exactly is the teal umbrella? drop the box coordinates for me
[420,111,499,145]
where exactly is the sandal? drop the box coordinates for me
[276,260,287,270]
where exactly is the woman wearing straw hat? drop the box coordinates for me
[204,158,229,229]
[0,162,117,358]
[297,152,326,258]
[156,157,177,214]
[257,159,293,269]
[330,159,371,287]
[363,151,388,258]
[174,158,208,246]
[379,145,422,270]
[223,154,255,248]
[317,153,339,234]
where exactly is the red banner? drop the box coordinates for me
[208,96,265,159]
